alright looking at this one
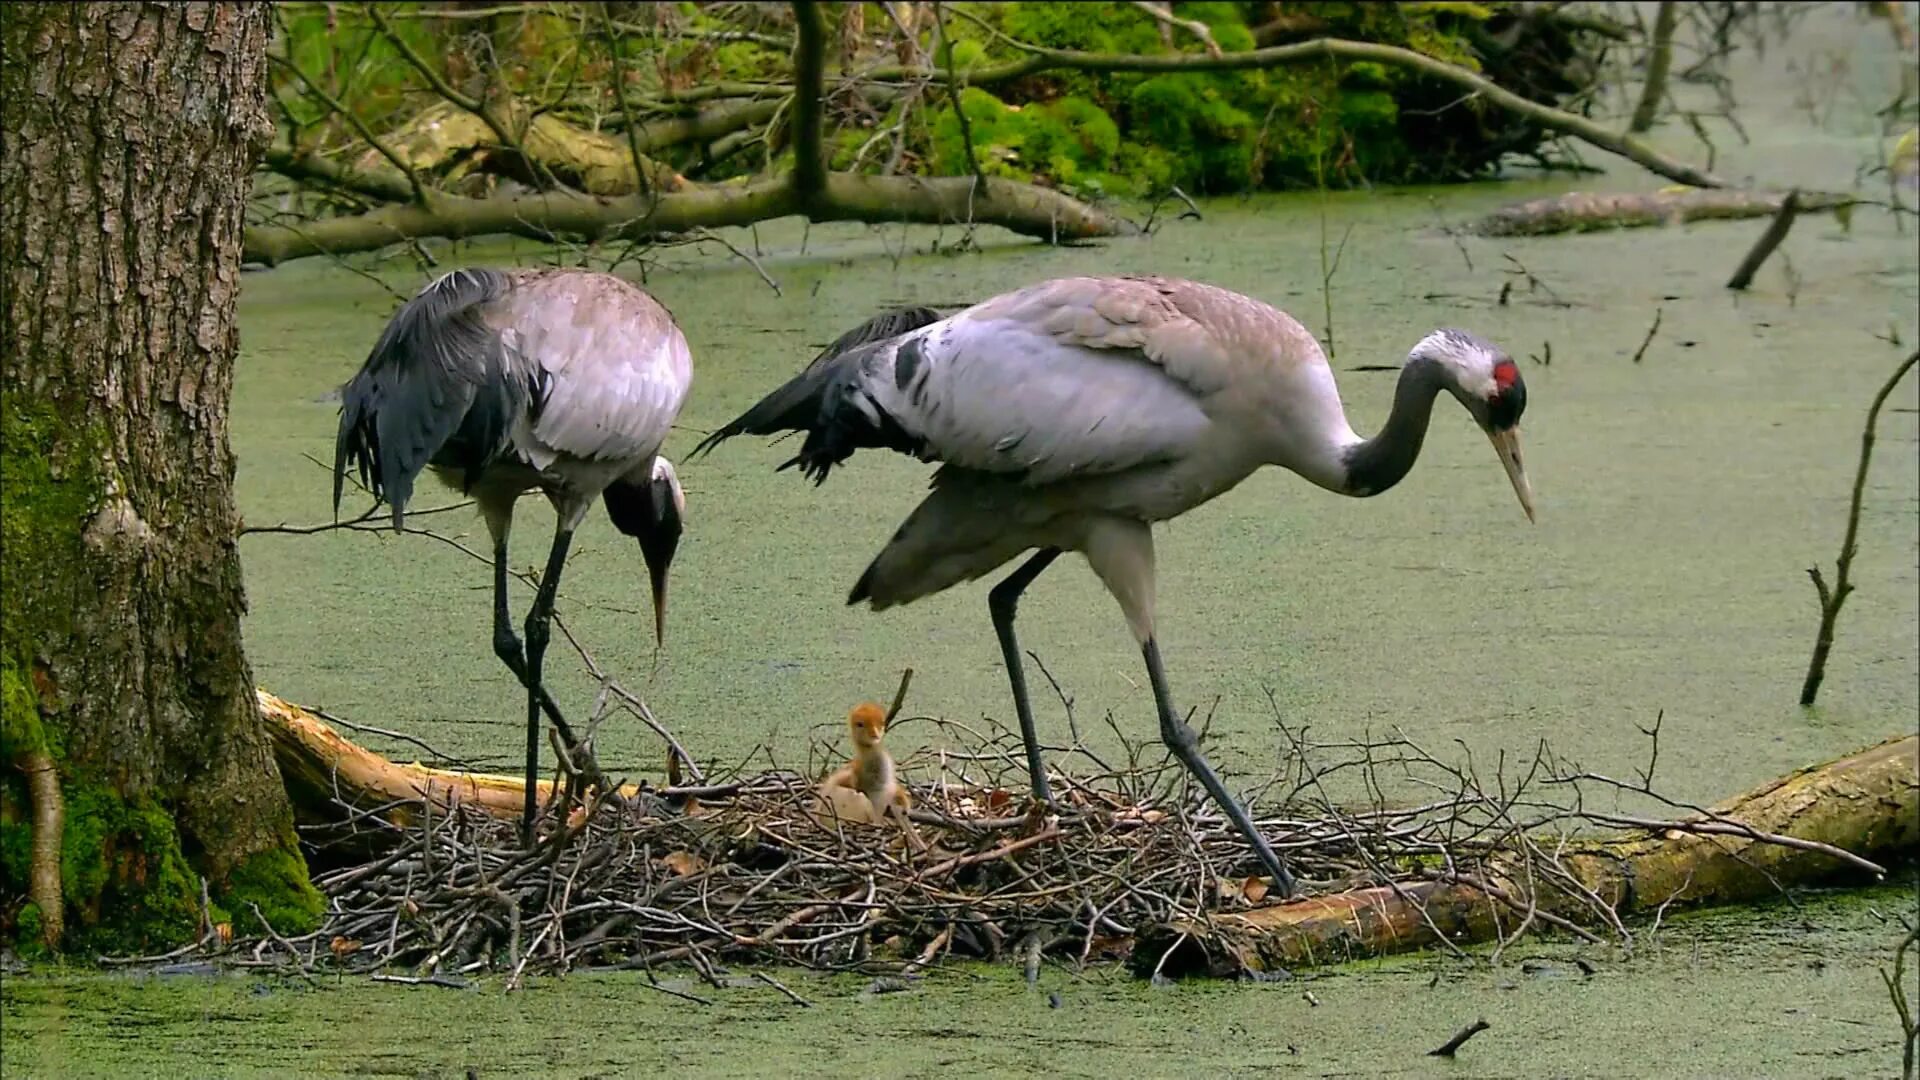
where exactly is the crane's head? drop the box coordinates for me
[637,457,686,645]
[847,702,888,748]
[1412,329,1536,522]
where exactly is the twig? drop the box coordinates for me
[1726,189,1801,290]
[753,969,813,1006]
[370,973,472,989]
[1128,1,1223,58]
[1884,925,1919,1080]
[884,668,915,726]
[1630,307,1663,364]
[1428,1018,1491,1057]
[1798,350,1919,704]
[932,2,984,185]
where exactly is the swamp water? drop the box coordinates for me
[5,6,1916,1076]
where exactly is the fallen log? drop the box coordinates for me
[1473,187,1856,237]
[258,690,644,828]
[346,99,690,198]
[241,170,1131,265]
[1134,735,1917,977]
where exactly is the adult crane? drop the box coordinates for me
[333,267,692,838]
[694,275,1534,897]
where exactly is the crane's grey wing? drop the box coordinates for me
[699,277,1225,485]
[333,268,525,526]
[490,273,692,468]
[863,318,1214,484]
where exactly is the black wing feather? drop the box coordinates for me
[332,268,522,528]
[690,305,944,482]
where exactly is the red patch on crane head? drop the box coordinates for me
[1492,360,1520,391]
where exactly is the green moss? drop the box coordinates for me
[919,1,1519,192]
[1,651,46,762]
[1,389,103,733]
[218,842,323,935]
[930,89,1135,198]
[53,782,202,956]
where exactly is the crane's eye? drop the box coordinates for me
[1486,366,1527,431]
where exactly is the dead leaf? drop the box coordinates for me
[984,789,1011,812]
[661,850,707,877]
[1242,876,1271,904]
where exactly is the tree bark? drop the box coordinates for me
[0,3,319,955]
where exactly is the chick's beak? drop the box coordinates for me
[1487,426,1536,523]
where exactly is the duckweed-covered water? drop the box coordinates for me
[6,5,1916,1076]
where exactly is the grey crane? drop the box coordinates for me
[333,267,692,838]
[694,275,1534,897]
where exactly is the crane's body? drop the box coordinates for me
[698,274,1534,897]
[334,267,691,838]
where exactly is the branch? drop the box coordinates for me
[788,0,828,204]
[933,2,983,184]
[1726,189,1800,290]
[365,3,560,191]
[596,2,653,201]
[1799,350,1919,705]
[261,143,416,205]
[1628,1,1678,133]
[243,173,1128,264]
[267,50,429,205]
[1128,1,1222,59]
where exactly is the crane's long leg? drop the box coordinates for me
[987,547,1062,804]
[489,538,579,746]
[1142,637,1296,899]
[518,524,577,842]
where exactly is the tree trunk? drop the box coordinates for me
[0,3,320,956]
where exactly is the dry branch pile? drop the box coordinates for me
[166,693,1917,985]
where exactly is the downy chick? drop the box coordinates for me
[817,703,925,850]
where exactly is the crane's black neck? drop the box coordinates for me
[1341,356,1447,498]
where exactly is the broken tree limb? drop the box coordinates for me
[1135,735,1919,977]
[1473,187,1854,237]
[258,690,642,827]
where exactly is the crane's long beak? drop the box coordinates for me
[1487,426,1536,523]
[646,557,671,646]
[637,489,682,647]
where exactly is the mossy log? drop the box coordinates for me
[1135,735,1918,977]
[348,99,690,198]
[1473,188,1857,237]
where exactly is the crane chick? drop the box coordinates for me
[817,703,925,850]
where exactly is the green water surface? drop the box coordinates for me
[6,5,1917,1076]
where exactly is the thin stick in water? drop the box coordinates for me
[1727,189,1801,290]
[1428,1018,1491,1057]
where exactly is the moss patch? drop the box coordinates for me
[218,841,323,935]
[52,782,203,956]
